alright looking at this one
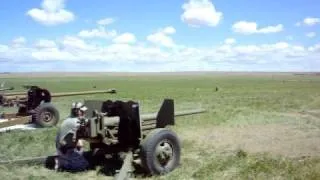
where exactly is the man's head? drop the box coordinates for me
[71,102,88,118]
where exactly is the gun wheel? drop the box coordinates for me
[33,103,59,127]
[140,128,181,175]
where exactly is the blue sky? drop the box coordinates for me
[0,0,319,72]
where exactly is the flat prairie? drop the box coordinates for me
[0,72,319,180]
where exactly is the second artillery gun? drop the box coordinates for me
[0,85,117,129]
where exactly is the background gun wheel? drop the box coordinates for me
[33,103,59,127]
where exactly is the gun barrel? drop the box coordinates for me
[51,89,117,97]
[3,89,117,99]
[3,92,25,96]
[1,95,26,101]
[103,108,206,126]
[0,87,14,92]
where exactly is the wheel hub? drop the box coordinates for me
[41,111,52,122]
[156,140,173,166]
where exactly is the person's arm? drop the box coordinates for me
[76,139,84,151]
[59,133,77,154]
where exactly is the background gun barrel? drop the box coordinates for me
[3,89,117,99]
[2,92,25,96]
[51,89,117,97]
[1,89,117,107]
[2,95,26,101]
[0,87,14,92]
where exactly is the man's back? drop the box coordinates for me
[56,117,80,153]
[55,117,89,171]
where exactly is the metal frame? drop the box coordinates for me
[0,113,32,128]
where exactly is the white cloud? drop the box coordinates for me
[103,44,172,63]
[10,37,27,49]
[1,26,320,72]
[308,44,320,52]
[41,0,65,12]
[303,17,320,26]
[232,21,284,34]
[306,32,316,38]
[147,33,175,48]
[147,26,176,47]
[163,26,176,34]
[224,38,236,45]
[97,18,115,26]
[113,33,136,44]
[78,26,117,39]
[233,45,260,54]
[2,38,319,66]
[27,0,74,26]
[62,36,96,50]
[0,45,9,53]
[12,37,26,45]
[34,39,57,48]
[181,0,223,27]
[272,42,289,49]
[32,37,99,61]
[29,41,172,63]
[296,17,320,27]
[258,25,284,33]
[31,48,74,61]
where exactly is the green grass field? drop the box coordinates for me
[0,72,320,179]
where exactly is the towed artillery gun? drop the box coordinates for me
[0,99,205,179]
[71,99,204,179]
[0,85,117,129]
[0,85,117,107]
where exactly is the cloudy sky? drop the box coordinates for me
[0,0,319,72]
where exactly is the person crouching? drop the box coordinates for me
[54,102,89,172]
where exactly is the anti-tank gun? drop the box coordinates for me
[0,98,206,179]
[1,85,116,107]
[0,85,117,130]
[75,99,206,179]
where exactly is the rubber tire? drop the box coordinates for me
[140,128,181,175]
[33,103,59,127]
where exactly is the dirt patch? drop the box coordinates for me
[180,119,320,158]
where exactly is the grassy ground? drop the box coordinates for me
[0,72,320,179]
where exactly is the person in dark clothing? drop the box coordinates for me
[54,102,89,172]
